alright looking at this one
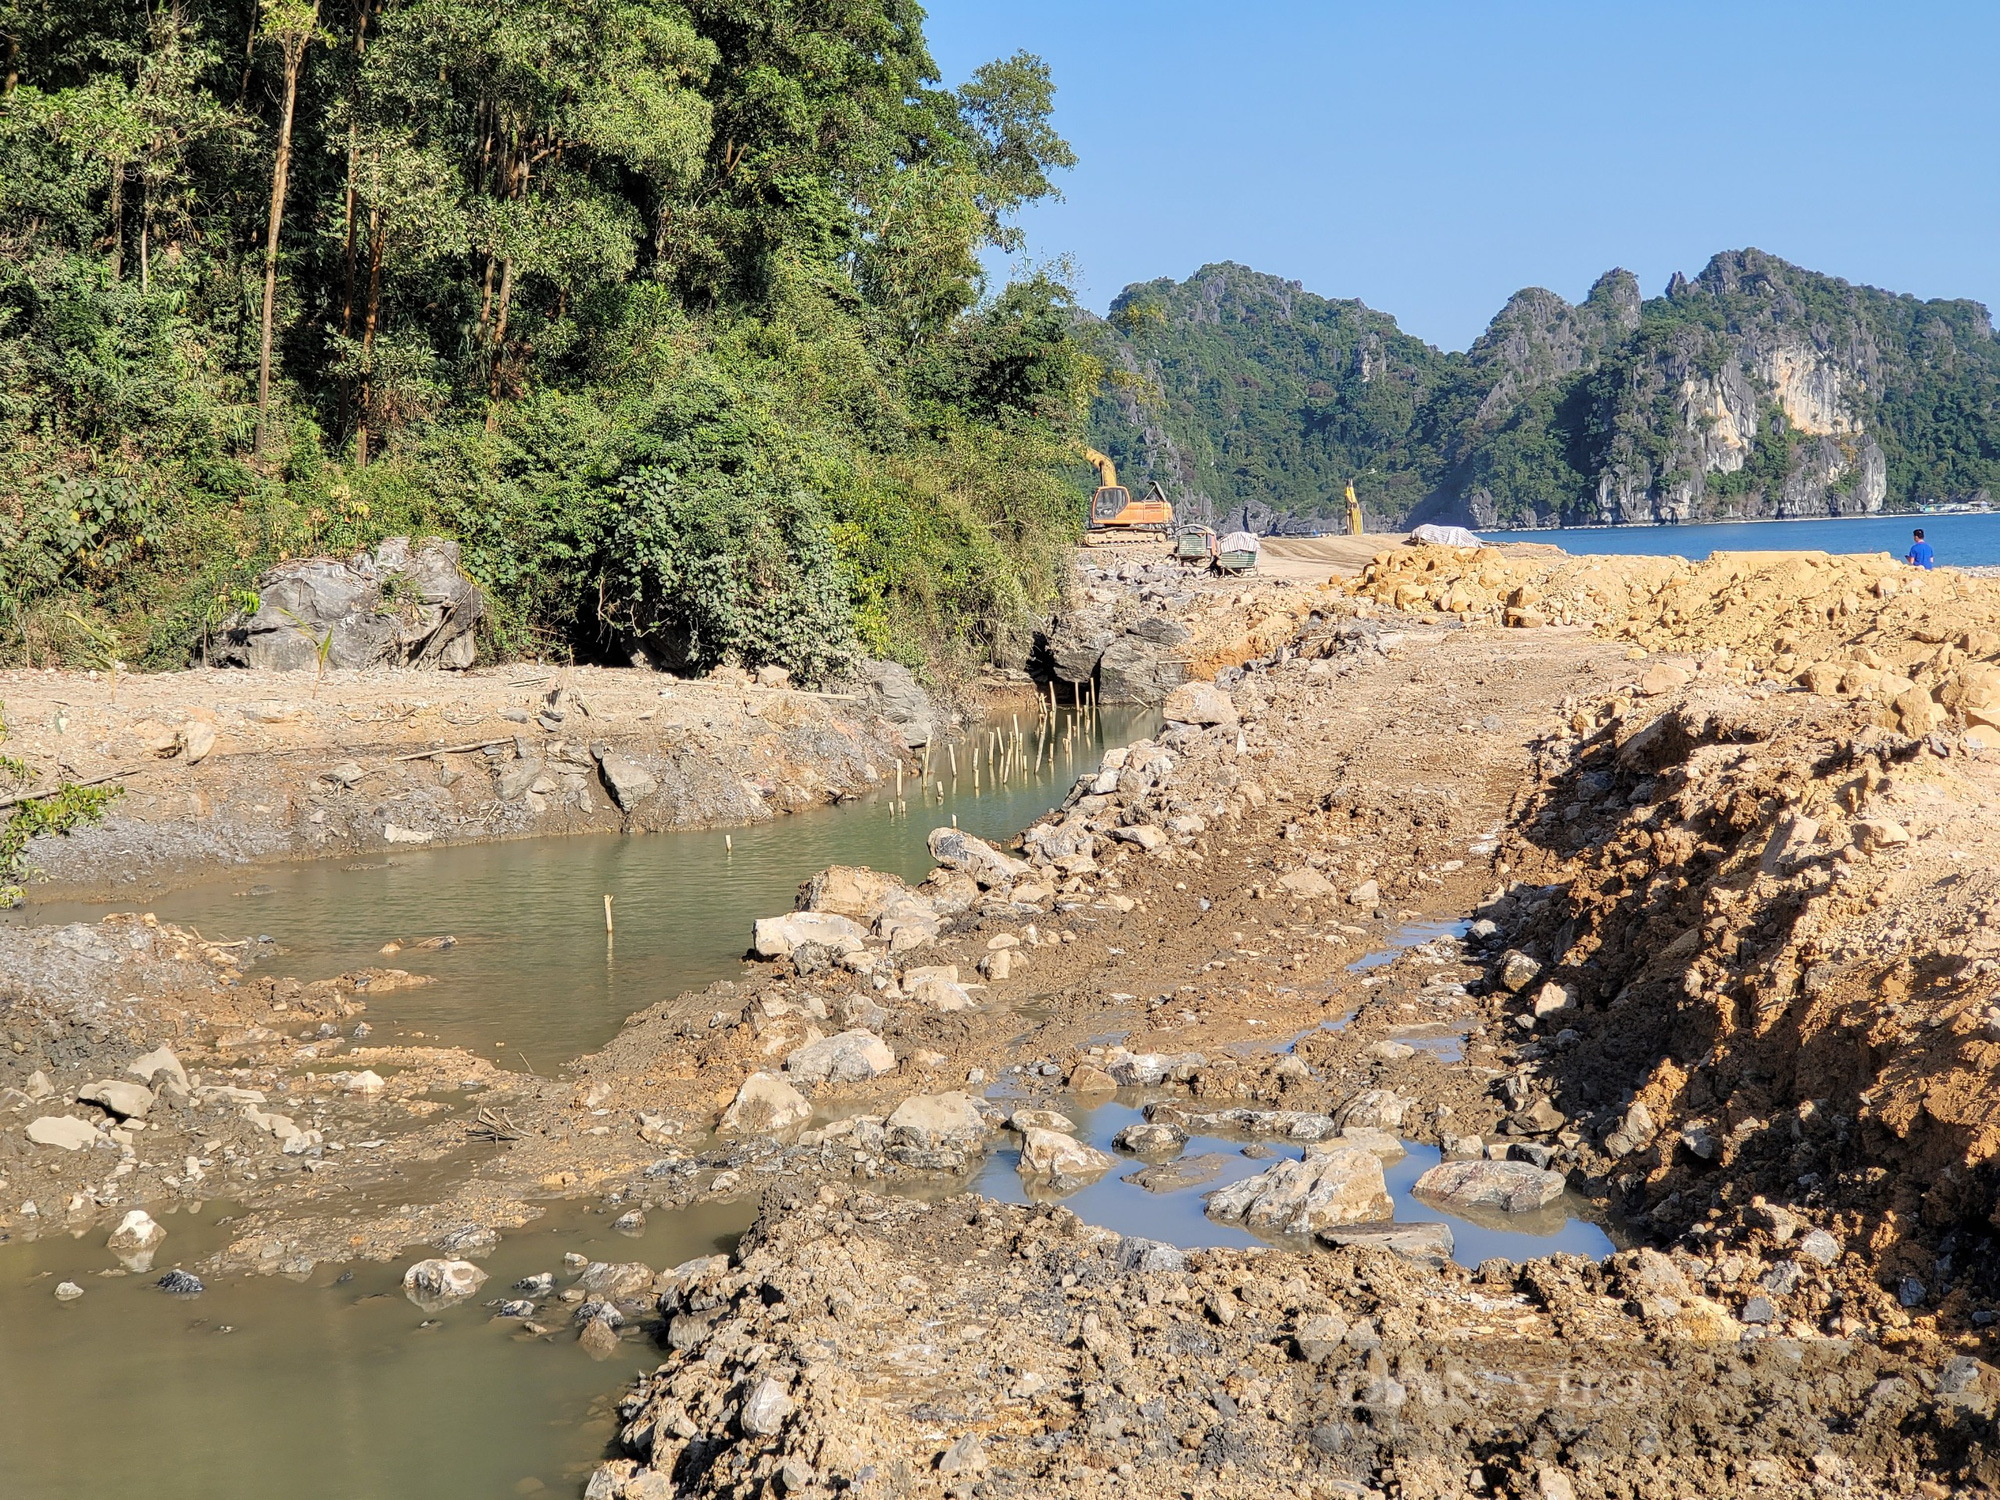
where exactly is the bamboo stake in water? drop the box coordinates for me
[725,833,732,852]
[604,894,614,933]
[949,743,957,779]
[896,760,903,797]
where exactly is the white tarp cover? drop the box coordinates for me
[1218,531,1261,554]
[1409,523,1481,548]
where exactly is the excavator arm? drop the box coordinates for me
[1081,445,1119,491]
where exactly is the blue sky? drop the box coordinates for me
[924,1,2000,351]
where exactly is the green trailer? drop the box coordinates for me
[1214,530,1260,574]
[1173,524,1216,563]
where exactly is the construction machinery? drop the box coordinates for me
[1081,446,1173,543]
[1344,480,1365,538]
[1173,522,1217,563]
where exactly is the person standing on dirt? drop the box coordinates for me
[1906,529,1935,569]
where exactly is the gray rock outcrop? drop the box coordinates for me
[1411,1159,1566,1213]
[210,537,484,671]
[1041,600,1193,706]
[1204,1146,1394,1236]
[833,659,940,747]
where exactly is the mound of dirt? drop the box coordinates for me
[595,1186,1996,1499]
[1482,667,2000,1339]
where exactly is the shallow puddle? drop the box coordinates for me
[1346,917,1472,973]
[973,1097,1615,1266]
[0,1196,754,1500]
[8,706,1156,1071]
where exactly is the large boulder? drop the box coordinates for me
[1161,681,1238,728]
[1335,1088,1408,1131]
[592,750,658,811]
[126,1046,189,1094]
[1045,620,1115,685]
[1017,1127,1117,1189]
[883,1092,993,1168]
[927,828,1031,889]
[751,911,865,960]
[1412,1159,1566,1213]
[1203,1146,1394,1236]
[834,659,940,746]
[797,866,909,924]
[717,1073,812,1136]
[402,1258,489,1310]
[107,1209,167,1269]
[210,537,483,671]
[1097,634,1188,705]
[78,1078,155,1119]
[27,1116,99,1150]
[1316,1221,1456,1264]
[784,1030,896,1085]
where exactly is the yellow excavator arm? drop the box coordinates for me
[1081,445,1118,491]
[1345,481,1364,538]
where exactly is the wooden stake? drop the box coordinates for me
[725,833,732,852]
[604,894,614,933]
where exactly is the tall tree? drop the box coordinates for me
[254,0,321,456]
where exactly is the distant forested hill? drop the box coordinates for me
[1086,252,2000,530]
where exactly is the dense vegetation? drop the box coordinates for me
[0,0,1092,681]
[1089,253,2000,529]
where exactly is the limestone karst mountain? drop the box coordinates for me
[1087,249,2000,529]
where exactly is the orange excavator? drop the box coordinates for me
[1080,445,1173,544]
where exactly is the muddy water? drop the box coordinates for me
[0,1196,752,1500]
[10,705,1156,1072]
[972,1097,1615,1266]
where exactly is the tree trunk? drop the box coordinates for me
[107,163,123,281]
[5,36,19,98]
[356,208,384,467]
[140,165,153,293]
[340,121,358,430]
[256,33,312,457]
[474,252,496,349]
[339,0,368,430]
[484,255,514,429]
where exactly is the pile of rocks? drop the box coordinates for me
[587,1187,1989,1500]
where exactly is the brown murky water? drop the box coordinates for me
[0,1195,752,1500]
[9,705,1159,1072]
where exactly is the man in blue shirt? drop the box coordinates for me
[1906,529,1934,569]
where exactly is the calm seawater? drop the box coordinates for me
[1484,511,2000,567]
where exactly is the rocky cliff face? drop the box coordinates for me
[1090,249,1999,529]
